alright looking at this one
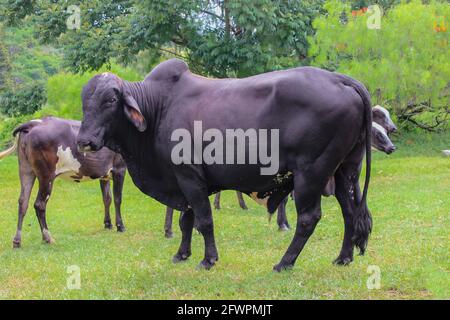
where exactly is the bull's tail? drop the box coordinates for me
[0,134,19,160]
[0,120,41,160]
[344,76,373,255]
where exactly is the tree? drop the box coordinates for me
[309,0,449,131]
[2,0,323,77]
[0,26,12,93]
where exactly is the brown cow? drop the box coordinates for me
[0,117,126,248]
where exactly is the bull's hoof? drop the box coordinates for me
[165,230,174,239]
[214,206,221,210]
[197,258,217,270]
[104,222,113,230]
[43,237,55,244]
[172,252,191,263]
[273,262,294,272]
[42,230,55,244]
[278,224,290,232]
[240,205,248,210]
[116,225,126,232]
[12,240,21,249]
[333,256,353,266]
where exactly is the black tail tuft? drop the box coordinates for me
[352,203,372,255]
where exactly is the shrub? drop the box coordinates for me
[0,83,47,117]
[309,0,449,131]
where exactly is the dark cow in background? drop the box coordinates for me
[372,105,397,134]
[77,59,373,271]
[164,105,397,235]
[0,117,126,248]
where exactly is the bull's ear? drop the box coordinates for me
[123,94,147,132]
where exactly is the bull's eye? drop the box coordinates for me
[108,98,117,103]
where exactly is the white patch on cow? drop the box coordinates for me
[250,192,269,208]
[55,146,81,177]
[102,72,110,78]
[100,167,114,181]
[30,119,43,123]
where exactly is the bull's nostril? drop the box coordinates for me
[77,141,93,152]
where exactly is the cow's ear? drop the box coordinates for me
[123,93,147,132]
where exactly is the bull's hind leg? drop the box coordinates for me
[236,191,248,210]
[34,177,55,244]
[164,207,174,238]
[13,161,36,248]
[333,161,366,265]
[112,170,126,232]
[214,192,221,210]
[172,209,194,262]
[273,171,325,272]
[100,180,113,229]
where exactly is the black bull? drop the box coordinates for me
[77,59,372,271]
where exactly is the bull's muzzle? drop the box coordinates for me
[77,140,98,153]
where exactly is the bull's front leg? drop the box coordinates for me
[174,168,219,270]
[192,196,218,270]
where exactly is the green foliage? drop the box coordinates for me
[0,28,12,92]
[44,63,142,120]
[0,83,46,116]
[0,0,36,26]
[309,0,449,131]
[0,25,62,118]
[10,0,323,77]
[1,26,62,86]
[0,63,142,147]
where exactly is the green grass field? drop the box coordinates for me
[0,132,448,299]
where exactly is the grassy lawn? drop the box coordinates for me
[0,132,448,299]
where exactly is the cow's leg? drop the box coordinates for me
[236,191,248,210]
[333,162,363,265]
[214,192,221,210]
[273,172,323,272]
[177,181,218,269]
[277,196,290,231]
[13,162,36,248]
[112,171,126,232]
[172,209,194,262]
[100,180,112,229]
[34,177,54,244]
[164,207,174,238]
[194,198,218,269]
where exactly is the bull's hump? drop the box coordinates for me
[146,58,189,82]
